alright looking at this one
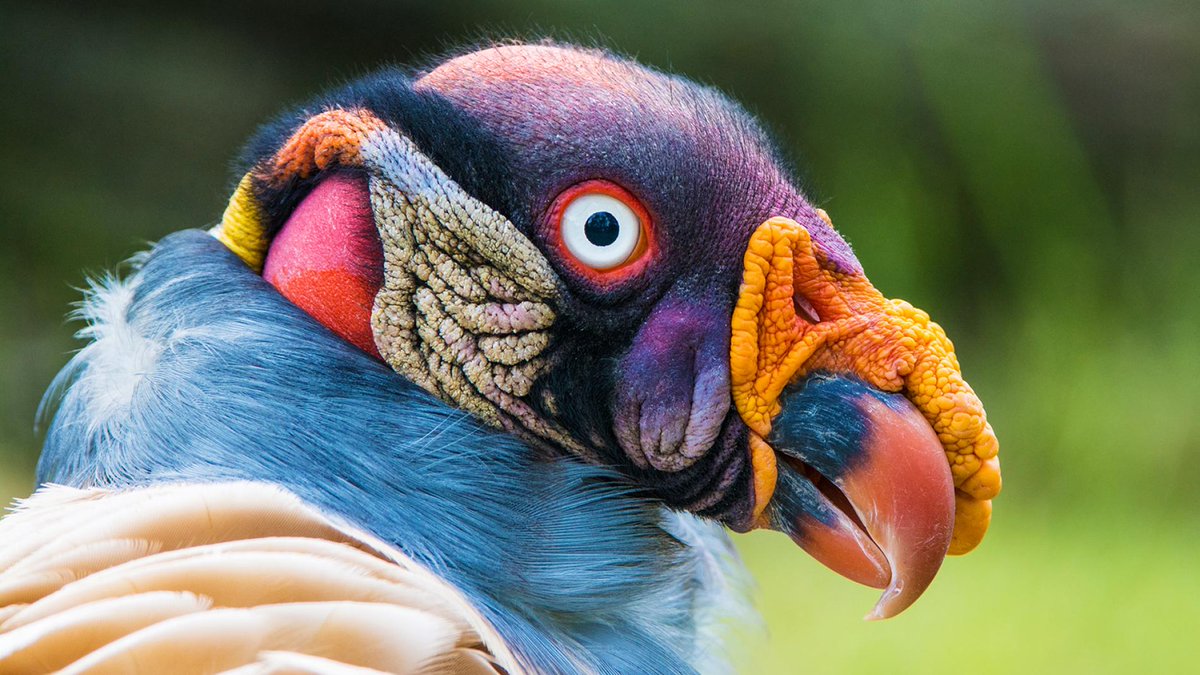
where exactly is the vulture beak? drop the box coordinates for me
[730,216,1002,619]
[761,375,953,620]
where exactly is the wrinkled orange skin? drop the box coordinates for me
[731,216,1001,555]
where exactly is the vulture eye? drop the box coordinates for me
[562,194,639,269]
[552,180,652,275]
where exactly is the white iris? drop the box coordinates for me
[560,193,641,270]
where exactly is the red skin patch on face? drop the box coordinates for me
[263,173,383,358]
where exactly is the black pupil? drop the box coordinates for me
[584,211,621,247]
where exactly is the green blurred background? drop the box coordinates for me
[1,1,1197,672]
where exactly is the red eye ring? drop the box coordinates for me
[545,179,656,286]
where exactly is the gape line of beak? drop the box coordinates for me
[730,215,1003,619]
[765,375,955,619]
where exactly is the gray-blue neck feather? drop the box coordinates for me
[37,230,750,674]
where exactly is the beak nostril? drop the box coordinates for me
[793,294,820,326]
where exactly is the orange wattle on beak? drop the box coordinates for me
[732,215,1002,618]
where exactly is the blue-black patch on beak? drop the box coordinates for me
[764,373,955,619]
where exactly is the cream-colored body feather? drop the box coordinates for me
[0,482,523,674]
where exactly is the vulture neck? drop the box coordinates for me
[36,230,750,674]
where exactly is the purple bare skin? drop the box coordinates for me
[409,46,862,520]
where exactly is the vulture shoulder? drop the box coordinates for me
[0,482,523,674]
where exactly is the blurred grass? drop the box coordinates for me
[737,509,1200,674]
[1,0,1197,671]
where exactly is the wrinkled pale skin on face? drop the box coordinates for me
[731,216,1001,555]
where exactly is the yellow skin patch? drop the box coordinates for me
[730,216,1001,555]
[214,174,269,272]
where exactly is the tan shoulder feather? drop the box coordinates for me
[0,482,523,674]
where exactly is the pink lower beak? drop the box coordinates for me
[762,375,956,619]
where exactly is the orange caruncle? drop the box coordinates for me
[731,216,1001,555]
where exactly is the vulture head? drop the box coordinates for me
[219,44,1001,617]
[29,42,1001,670]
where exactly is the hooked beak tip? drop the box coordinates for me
[760,377,956,619]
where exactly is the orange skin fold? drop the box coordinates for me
[732,216,1001,555]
